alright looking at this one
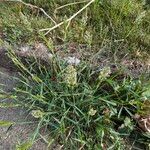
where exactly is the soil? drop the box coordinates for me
[0,67,48,150]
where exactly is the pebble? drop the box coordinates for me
[65,56,80,65]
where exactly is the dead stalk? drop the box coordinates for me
[54,0,89,11]
[39,0,95,35]
[5,0,56,25]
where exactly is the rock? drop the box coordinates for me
[64,56,80,66]
[17,43,53,61]
[0,42,53,71]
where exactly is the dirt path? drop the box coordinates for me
[0,67,47,150]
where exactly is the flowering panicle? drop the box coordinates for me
[64,65,77,87]
[98,67,111,81]
[31,110,44,118]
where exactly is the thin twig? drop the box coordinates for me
[5,0,56,25]
[39,0,95,35]
[79,144,86,150]
[54,0,89,11]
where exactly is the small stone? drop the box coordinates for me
[65,56,80,65]
[20,46,32,52]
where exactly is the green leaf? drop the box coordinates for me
[0,103,20,108]
[0,120,14,127]
[124,117,133,130]
[16,141,33,150]
[143,84,150,98]
[32,75,42,83]
[124,117,131,127]
[0,94,16,99]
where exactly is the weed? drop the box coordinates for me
[0,0,150,149]
[5,45,150,149]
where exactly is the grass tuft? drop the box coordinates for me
[6,46,150,149]
[0,1,150,149]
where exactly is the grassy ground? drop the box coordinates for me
[0,0,150,53]
[0,0,150,149]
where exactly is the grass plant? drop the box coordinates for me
[0,0,150,149]
[4,45,149,149]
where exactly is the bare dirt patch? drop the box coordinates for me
[0,67,47,150]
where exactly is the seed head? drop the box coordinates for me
[31,110,44,118]
[65,65,77,87]
[98,67,111,81]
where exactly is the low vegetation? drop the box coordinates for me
[0,0,150,149]
[0,0,150,53]
[1,44,148,149]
